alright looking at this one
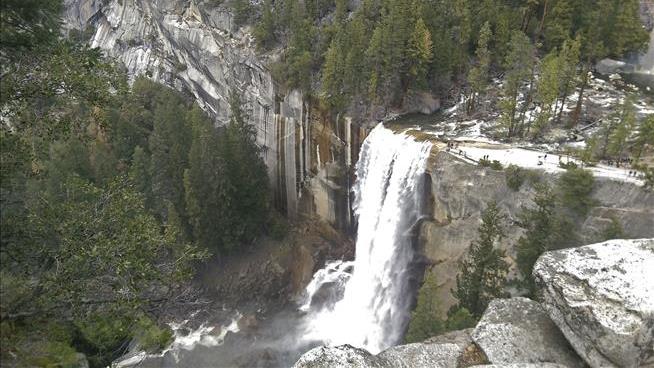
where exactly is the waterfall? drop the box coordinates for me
[638,29,654,73]
[300,123,432,354]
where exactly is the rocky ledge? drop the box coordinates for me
[534,239,654,368]
[294,239,654,368]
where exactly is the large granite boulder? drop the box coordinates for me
[471,298,584,367]
[470,365,567,368]
[294,329,483,368]
[533,239,654,368]
[293,345,385,368]
[379,329,483,368]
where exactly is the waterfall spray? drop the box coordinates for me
[300,124,432,354]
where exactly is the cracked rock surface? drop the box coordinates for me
[471,298,584,368]
[533,239,654,368]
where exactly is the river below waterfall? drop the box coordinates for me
[117,124,433,367]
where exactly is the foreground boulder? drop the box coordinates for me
[533,239,654,368]
[470,365,567,368]
[471,298,584,367]
[294,329,484,368]
[292,345,385,368]
[379,329,484,368]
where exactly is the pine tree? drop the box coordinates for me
[499,31,534,138]
[322,35,346,109]
[571,0,647,126]
[452,201,509,319]
[554,36,580,124]
[607,96,637,159]
[515,183,575,295]
[343,14,369,97]
[232,0,252,27]
[184,104,225,250]
[516,184,555,295]
[148,89,192,221]
[407,18,433,91]
[543,0,573,50]
[219,91,271,251]
[634,116,654,162]
[467,21,492,114]
[531,50,560,138]
[405,269,444,343]
[601,216,625,241]
[253,0,276,50]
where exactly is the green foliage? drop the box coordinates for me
[607,96,637,159]
[253,0,276,49]
[0,0,63,58]
[407,18,433,90]
[601,216,625,241]
[505,164,525,191]
[452,201,509,319]
[532,51,560,137]
[267,211,290,240]
[479,158,503,170]
[231,0,253,26]
[247,0,647,118]
[500,31,534,138]
[405,269,444,343]
[467,21,492,113]
[515,183,577,295]
[148,85,193,222]
[134,317,174,353]
[557,166,595,216]
[633,115,654,162]
[75,314,131,367]
[185,91,271,252]
[444,307,476,331]
[0,319,80,368]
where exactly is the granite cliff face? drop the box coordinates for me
[63,0,360,226]
[419,150,654,316]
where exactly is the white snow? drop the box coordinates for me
[449,144,644,185]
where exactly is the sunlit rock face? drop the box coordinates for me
[62,0,316,219]
[419,150,654,318]
[534,239,654,368]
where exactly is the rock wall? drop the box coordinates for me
[63,0,360,226]
[420,150,654,316]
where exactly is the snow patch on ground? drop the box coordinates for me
[449,144,644,185]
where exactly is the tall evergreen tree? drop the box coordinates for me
[148,89,192,222]
[531,50,560,137]
[515,183,575,294]
[499,31,534,138]
[467,21,492,114]
[405,269,444,343]
[554,36,580,124]
[407,18,433,90]
[452,201,509,319]
[216,91,271,251]
[607,96,637,159]
[253,0,276,50]
[634,116,654,163]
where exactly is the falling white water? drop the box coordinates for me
[638,29,654,74]
[300,123,432,354]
